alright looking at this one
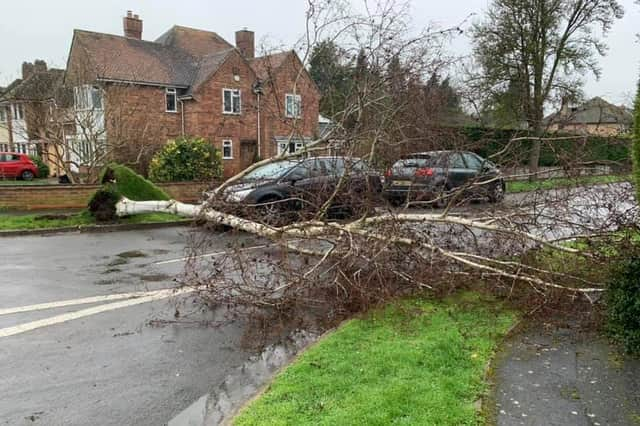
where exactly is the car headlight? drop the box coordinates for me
[225,188,253,202]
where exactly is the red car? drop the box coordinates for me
[0,152,39,181]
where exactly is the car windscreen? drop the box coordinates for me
[243,160,300,180]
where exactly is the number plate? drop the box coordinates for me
[392,180,412,186]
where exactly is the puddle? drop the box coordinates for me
[136,273,171,282]
[168,330,318,426]
[107,258,129,267]
[116,250,148,258]
[95,279,117,286]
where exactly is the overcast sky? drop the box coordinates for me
[1,0,638,105]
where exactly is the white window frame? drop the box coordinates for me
[285,94,302,118]
[165,88,177,113]
[222,88,241,115]
[222,139,233,159]
[74,85,103,111]
[11,104,24,121]
[277,140,305,156]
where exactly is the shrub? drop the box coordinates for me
[89,164,170,221]
[100,163,170,201]
[606,255,640,354]
[88,184,122,222]
[148,137,223,182]
[29,156,50,178]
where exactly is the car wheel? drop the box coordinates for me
[488,181,505,203]
[21,170,34,181]
[388,196,406,207]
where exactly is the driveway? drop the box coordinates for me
[0,227,265,426]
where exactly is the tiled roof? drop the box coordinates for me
[547,97,633,126]
[155,26,233,57]
[188,48,236,94]
[0,69,64,101]
[70,26,292,92]
[73,30,198,87]
[249,51,292,80]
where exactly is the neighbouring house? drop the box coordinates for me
[64,11,321,177]
[0,60,67,176]
[546,97,633,136]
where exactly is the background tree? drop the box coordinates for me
[309,40,353,117]
[471,0,624,176]
[633,76,640,202]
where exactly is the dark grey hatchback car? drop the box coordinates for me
[223,156,382,220]
[383,151,505,206]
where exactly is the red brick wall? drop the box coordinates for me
[184,50,259,177]
[0,182,211,210]
[105,84,182,174]
[260,54,321,159]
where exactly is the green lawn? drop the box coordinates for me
[0,210,186,231]
[0,178,57,186]
[507,174,630,193]
[234,292,516,426]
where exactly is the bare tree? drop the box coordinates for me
[469,0,625,177]
[110,0,637,339]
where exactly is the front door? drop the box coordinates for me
[240,140,258,170]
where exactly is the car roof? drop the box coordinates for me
[0,152,25,156]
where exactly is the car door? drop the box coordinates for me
[447,152,474,189]
[285,159,327,209]
[3,154,21,178]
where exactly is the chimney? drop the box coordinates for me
[123,10,143,39]
[21,62,35,79]
[34,60,47,73]
[235,29,255,59]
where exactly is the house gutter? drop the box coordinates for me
[179,99,185,136]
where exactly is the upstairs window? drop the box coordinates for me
[222,139,233,159]
[223,89,241,114]
[166,88,177,112]
[285,94,302,118]
[0,107,6,122]
[74,85,103,111]
[10,104,24,121]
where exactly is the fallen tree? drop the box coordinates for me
[92,0,638,332]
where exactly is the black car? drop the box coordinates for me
[383,151,505,206]
[223,156,382,220]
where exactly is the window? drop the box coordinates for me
[166,88,177,112]
[223,89,241,114]
[450,153,466,169]
[222,139,233,159]
[277,140,305,156]
[74,85,103,111]
[463,153,483,170]
[10,104,24,121]
[0,107,6,122]
[285,94,302,118]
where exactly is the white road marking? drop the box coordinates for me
[154,243,276,265]
[0,287,195,339]
[0,289,171,317]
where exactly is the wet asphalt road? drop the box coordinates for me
[0,227,262,426]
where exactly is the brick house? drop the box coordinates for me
[64,11,320,177]
[546,97,633,136]
[0,61,66,175]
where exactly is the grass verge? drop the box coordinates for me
[506,174,630,193]
[0,210,185,231]
[234,292,516,426]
